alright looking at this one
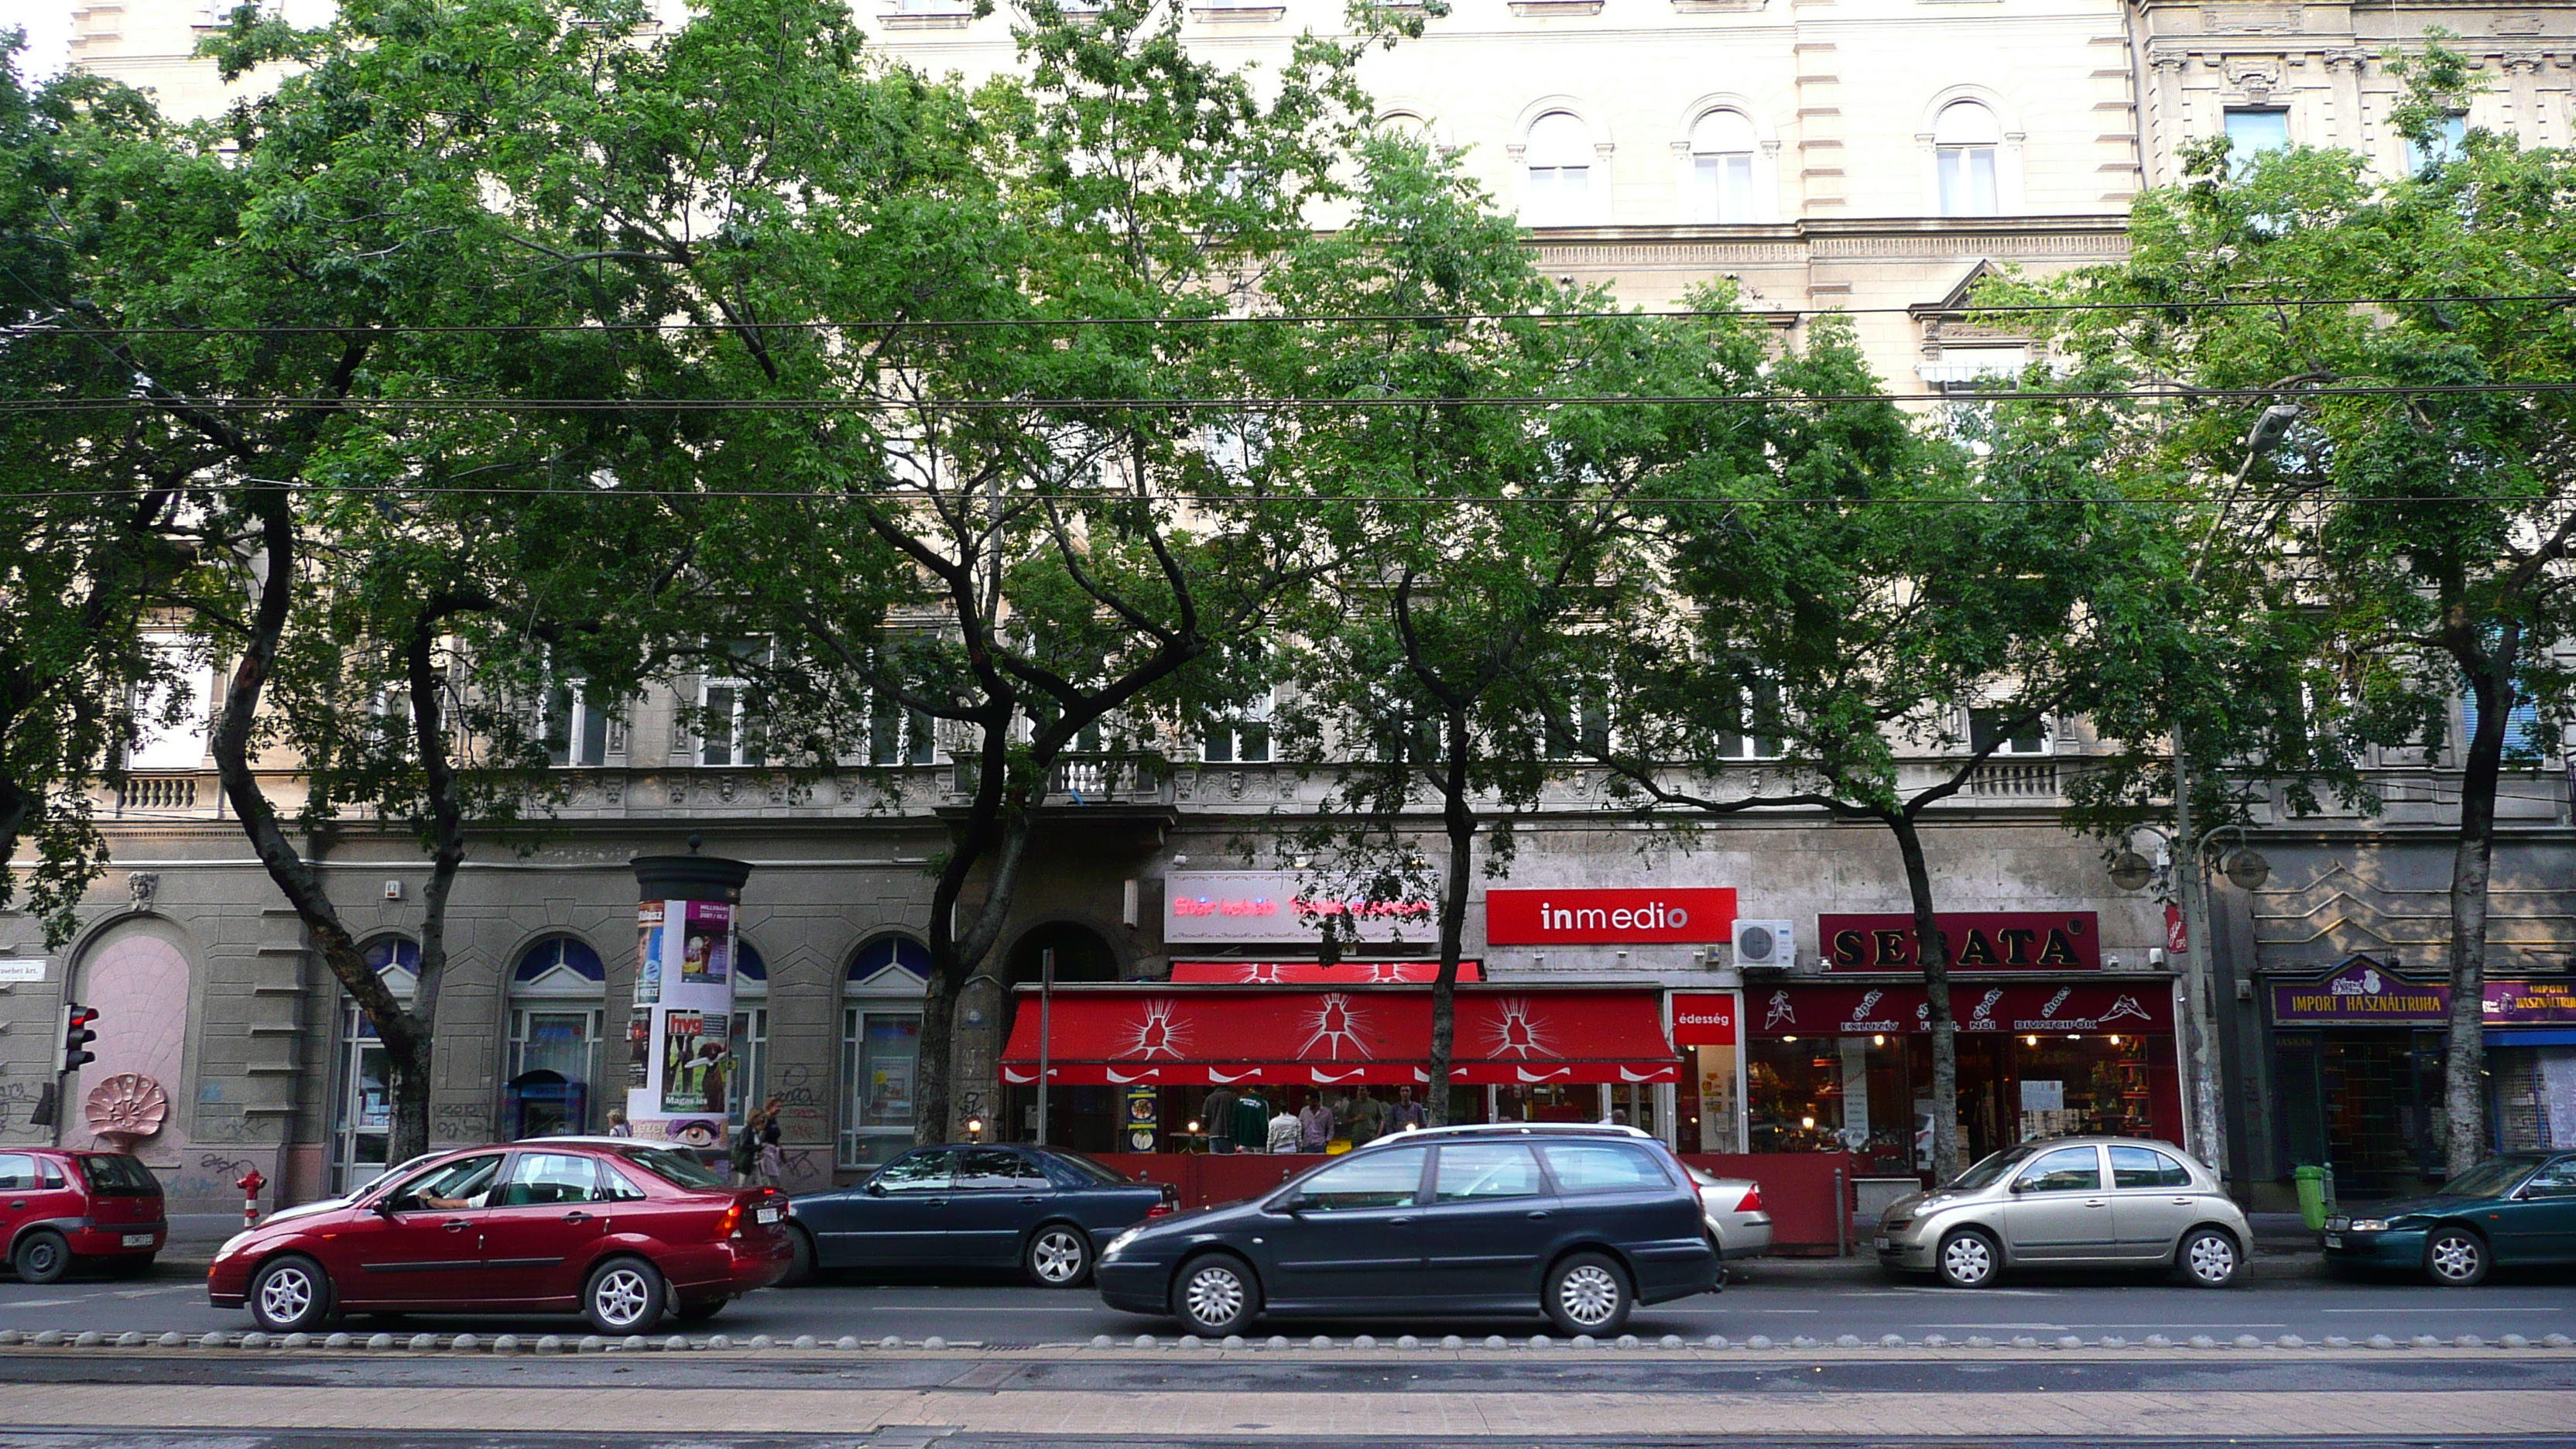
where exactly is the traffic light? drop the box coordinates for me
[58,1003,98,1074]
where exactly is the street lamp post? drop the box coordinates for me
[2108,759,2268,1187]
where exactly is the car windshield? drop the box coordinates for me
[2441,1156,2541,1200]
[72,1153,159,1196]
[616,1146,728,1190]
[1946,1144,2040,1193]
[1039,1150,1131,1186]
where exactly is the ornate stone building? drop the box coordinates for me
[29,0,2576,1214]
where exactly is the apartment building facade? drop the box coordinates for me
[30,0,2576,1212]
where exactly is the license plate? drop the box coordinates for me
[755,1207,780,1225]
[121,1233,153,1248]
[1873,1236,1891,1252]
[2323,1233,2342,1249]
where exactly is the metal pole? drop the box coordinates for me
[1036,947,1055,1146]
[2172,734,2229,1183]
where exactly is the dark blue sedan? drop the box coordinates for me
[1094,1125,1717,1335]
[783,1145,1173,1288]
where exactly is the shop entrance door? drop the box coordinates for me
[2276,1029,2445,1198]
[331,1003,393,1194]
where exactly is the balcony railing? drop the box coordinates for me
[116,774,200,813]
[1967,760,2059,799]
[951,752,1170,806]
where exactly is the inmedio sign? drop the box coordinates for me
[1485,888,1738,945]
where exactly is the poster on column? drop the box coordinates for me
[629,897,737,1149]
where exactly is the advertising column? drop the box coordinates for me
[629,851,755,1150]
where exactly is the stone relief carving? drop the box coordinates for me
[84,1073,170,1143]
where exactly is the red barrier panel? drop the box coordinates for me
[1090,1153,1324,1211]
[1680,1152,1856,1255]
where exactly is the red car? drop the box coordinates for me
[0,1149,166,1283]
[208,1140,790,1334]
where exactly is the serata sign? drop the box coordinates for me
[1820,913,2100,971]
[1485,888,1738,945]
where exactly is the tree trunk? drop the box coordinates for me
[2443,656,2510,1177]
[1426,707,1476,1128]
[392,609,467,1163]
[916,721,1035,1145]
[210,486,430,1139]
[1888,810,1961,1183]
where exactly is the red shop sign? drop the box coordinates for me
[1750,981,2172,1036]
[1820,912,2100,971]
[1487,888,1738,945]
[1670,992,1739,1046]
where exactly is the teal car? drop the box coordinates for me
[2322,1152,2576,1286]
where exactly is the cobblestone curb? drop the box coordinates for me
[0,1327,2567,1358]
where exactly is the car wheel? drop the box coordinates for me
[674,1298,727,1324]
[248,1254,334,1333]
[2175,1228,2241,1289]
[1172,1253,1259,1336]
[12,1231,69,1286]
[583,1257,667,1334]
[1935,1228,2000,1290]
[780,1226,817,1288]
[1544,1252,1632,1336]
[2424,1225,2489,1287]
[1026,1225,1092,1289]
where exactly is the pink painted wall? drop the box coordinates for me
[74,930,190,1165]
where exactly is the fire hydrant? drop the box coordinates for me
[237,1167,265,1228]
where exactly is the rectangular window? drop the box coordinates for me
[1696,152,1755,222]
[2410,114,2468,174]
[1716,679,1783,761]
[841,1008,922,1167]
[1544,696,1609,760]
[128,639,211,770]
[507,1008,600,1136]
[2461,689,2542,755]
[2224,108,2290,160]
[1935,146,1997,217]
[1523,166,1589,226]
[1968,707,2049,756]
[1203,690,1273,763]
[699,640,767,767]
[869,694,937,766]
[545,682,611,767]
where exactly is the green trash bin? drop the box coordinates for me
[2294,1163,2332,1231]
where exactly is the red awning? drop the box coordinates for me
[1001,985,1677,1086]
[1168,960,1485,985]
[1748,981,2177,1036]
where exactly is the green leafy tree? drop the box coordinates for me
[1584,324,2164,1180]
[2015,40,2576,1174]
[1266,140,1777,1118]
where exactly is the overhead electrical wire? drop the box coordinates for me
[4,292,2572,339]
[7,379,2576,414]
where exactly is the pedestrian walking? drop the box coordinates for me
[605,1108,634,1138]
[731,1109,765,1187]
[759,1096,785,1189]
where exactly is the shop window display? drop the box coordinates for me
[1749,1030,2161,1172]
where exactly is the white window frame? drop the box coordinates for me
[1516,108,1606,228]
[1714,678,1784,762]
[127,636,211,771]
[1968,707,2053,757]
[1201,689,1274,764]
[2223,107,2291,166]
[841,1002,925,1169]
[1921,95,2017,218]
[544,680,615,768]
[1684,108,1762,224]
[698,639,769,768]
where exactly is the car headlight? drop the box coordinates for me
[1103,1228,1142,1262]
[2345,1218,2393,1233]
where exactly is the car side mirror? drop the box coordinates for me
[2007,1179,2029,1194]
[371,1197,398,1217]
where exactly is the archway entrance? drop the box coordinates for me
[1001,923,1120,1148]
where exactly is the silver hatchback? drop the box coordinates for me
[1875,1136,2251,1289]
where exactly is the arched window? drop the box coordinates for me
[1376,111,1434,146]
[1523,111,1595,227]
[1690,110,1759,222]
[334,937,420,1191]
[842,936,930,1169]
[1934,101,2001,217]
[508,937,606,1136]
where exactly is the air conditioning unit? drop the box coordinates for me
[1733,919,1796,971]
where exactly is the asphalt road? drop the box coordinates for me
[0,1254,2570,1343]
[0,1341,2567,1447]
